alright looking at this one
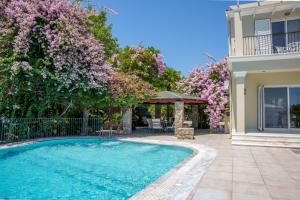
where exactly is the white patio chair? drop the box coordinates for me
[183,121,193,128]
[146,118,153,129]
[152,118,163,132]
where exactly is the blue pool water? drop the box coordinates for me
[0,138,192,199]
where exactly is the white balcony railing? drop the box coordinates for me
[243,31,300,56]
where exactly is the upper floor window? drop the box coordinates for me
[272,19,300,53]
[243,18,300,55]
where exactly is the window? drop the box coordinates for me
[263,87,300,129]
[270,19,300,53]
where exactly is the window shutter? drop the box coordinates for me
[255,19,271,55]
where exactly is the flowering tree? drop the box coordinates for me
[178,59,230,128]
[0,0,111,117]
[110,46,165,88]
[100,71,156,128]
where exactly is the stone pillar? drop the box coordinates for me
[234,71,247,134]
[122,107,132,134]
[234,11,243,56]
[192,104,199,129]
[155,104,161,119]
[174,102,184,135]
[224,112,230,134]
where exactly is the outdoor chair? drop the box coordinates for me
[97,123,121,137]
[146,118,153,128]
[275,46,288,54]
[152,118,164,132]
[218,122,225,133]
[183,120,193,128]
[166,121,175,132]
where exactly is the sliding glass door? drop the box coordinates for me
[264,87,300,129]
[264,88,288,128]
[290,88,300,128]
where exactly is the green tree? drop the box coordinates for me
[88,11,119,58]
[157,67,181,91]
[111,46,165,88]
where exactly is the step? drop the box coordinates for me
[232,136,300,143]
[232,134,300,148]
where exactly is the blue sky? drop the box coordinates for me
[93,0,236,75]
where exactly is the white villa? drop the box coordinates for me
[226,1,300,147]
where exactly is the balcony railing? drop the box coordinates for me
[243,31,300,56]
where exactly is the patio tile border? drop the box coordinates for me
[120,138,217,200]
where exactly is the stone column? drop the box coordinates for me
[234,71,247,134]
[155,104,161,119]
[174,102,184,134]
[122,107,132,134]
[192,104,199,129]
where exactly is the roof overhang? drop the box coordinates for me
[226,1,300,18]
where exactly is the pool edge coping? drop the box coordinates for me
[119,138,217,200]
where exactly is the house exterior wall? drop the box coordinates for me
[227,1,300,135]
[226,1,300,56]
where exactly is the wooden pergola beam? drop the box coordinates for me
[144,98,207,104]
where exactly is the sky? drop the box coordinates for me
[92,0,237,75]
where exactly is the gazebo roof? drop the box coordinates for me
[144,91,207,104]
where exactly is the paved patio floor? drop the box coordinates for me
[122,132,300,200]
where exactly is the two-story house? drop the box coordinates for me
[226,1,300,147]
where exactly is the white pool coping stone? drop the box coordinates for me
[0,136,217,200]
[120,138,217,200]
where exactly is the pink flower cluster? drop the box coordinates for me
[129,46,165,76]
[178,59,230,128]
[107,71,155,102]
[1,0,111,91]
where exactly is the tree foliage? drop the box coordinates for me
[157,67,181,91]
[110,46,165,88]
[88,11,119,58]
[178,59,230,128]
[0,0,111,118]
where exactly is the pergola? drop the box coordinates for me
[122,91,207,137]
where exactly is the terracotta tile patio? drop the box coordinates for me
[123,131,300,200]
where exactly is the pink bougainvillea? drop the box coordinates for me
[0,0,110,91]
[111,46,166,83]
[178,59,230,128]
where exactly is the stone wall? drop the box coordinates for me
[176,128,194,140]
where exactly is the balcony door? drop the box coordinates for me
[272,21,286,53]
[263,87,300,130]
[287,19,300,52]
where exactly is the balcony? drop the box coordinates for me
[243,31,300,56]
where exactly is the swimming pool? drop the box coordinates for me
[0,138,192,199]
